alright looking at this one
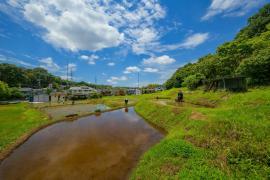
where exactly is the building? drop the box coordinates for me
[126,88,141,95]
[50,92,67,102]
[206,76,247,92]
[97,89,113,96]
[69,86,97,97]
[19,88,33,99]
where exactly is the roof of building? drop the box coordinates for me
[69,86,96,91]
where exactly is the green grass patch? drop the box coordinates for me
[0,103,49,153]
[132,87,270,179]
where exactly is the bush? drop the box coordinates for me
[182,73,205,90]
[10,87,23,100]
[0,81,11,101]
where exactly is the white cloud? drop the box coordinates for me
[0,54,34,67]
[107,76,128,84]
[157,33,209,52]
[80,54,99,65]
[179,33,210,49]
[202,0,266,20]
[143,55,176,65]
[5,0,165,53]
[39,57,60,72]
[22,1,124,52]
[143,67,159,73]
[124,66,141,74]
[67,63,77,71]
[107,62,115,66]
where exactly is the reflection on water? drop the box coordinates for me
[0,107,164,180]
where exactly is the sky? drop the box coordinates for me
[0,0,269,87]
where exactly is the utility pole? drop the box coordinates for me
[70,67,73,82]
[66,60,69,87]
[137,72,140,89]
[94,76,97,89]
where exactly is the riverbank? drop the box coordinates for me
[131,87,270,179]
[1,88,269,179]
[0,96,138,162]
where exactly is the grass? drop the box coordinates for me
[0,103,49,156]
[132,87,270,179]
[0,88,269,179]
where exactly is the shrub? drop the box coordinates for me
[0,81,11,100]
[9,87,23,100]
[182,73,205,90]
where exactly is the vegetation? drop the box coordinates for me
[0,63,112,89]
[0,81,22,101]
[0,86,269,179]
[166,4,270,89]
[0,103,49,154]
[0,81,10,101]
[132,87,270,179]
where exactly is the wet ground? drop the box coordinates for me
[0,107,164,180]
[43,104,110,120]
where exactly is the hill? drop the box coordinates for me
[0,63,111,89]
[165,4,270,89]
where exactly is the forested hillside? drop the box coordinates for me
[0,63,111,89]
[166,4,270,89]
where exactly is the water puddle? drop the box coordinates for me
[0,107,164,180]
[43,104,110,120]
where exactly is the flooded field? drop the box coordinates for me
[43,104,110,120]
[0,107,164,180]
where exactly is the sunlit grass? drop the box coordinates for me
[132,86,270,179]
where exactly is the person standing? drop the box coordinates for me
[124,98,128,106]
[178,90,184,102]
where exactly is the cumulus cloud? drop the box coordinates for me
[143,55,176,65]
[107,76,128,84]
[143,67,159,73]
[124,66,141,74]
[39,57,60,72]
[107,62,115,66]
[80,54,99,65]
[4,0,165,54]
[202,0,266,20]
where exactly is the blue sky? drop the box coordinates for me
[0,0,269,87]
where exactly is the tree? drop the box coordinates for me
[9,87,23,100]
[0,81,11,100]
[182,73,205,90]
[236,48,270,85]
[237,4,270,39]
[165,4,270,89]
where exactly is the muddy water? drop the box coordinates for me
[0,107,164,180]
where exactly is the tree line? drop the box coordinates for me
[165,4,270,90]
[0,63,112,90]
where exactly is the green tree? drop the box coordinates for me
[182,73,205,90]
[236,48,270,85]
[9,87,23,100]
[0,81,11,100]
